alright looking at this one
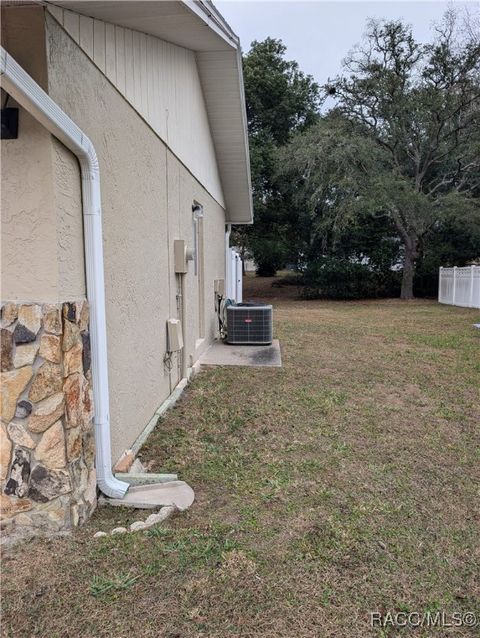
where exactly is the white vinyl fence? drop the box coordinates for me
[438,266,480,308]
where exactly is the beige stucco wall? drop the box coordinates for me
[53,139,85,300]
[1,8,57,302]
[47,6,225,210]
[45,14,226,461]
[1,7,86,303]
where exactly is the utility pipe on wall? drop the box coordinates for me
[225,223,232,298]
[179,273,188,380]
[0,47,129,499]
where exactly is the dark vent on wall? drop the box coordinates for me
[1,108,19,139]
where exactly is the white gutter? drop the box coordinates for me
[0,46,128,499]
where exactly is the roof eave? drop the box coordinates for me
[182,1,253,224]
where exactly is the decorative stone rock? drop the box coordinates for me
[39,334,61,364]
[0,493,32,520]
[63,301,83,323]
[111,526,127,535]
[79,301,89,332]
[145,506,175,526]
[13,323,36,344]
[28,465,71,502]
[84,468,97,506]
[0,302,96,538]
[35,420,66,469]
[82,381,94,429]
[13,512,33,527]
[62,301,76,322]
[0,424,12,480]
[114,449,135,473]
[4,448,30,497]
[130,520,149,532]
[1,329,13,371]
[81,332,91,374]
[94,531,107,538]
[47,504,66,529]
[64,342,83,376]
[1,303,17,327]
[66,427,82,461]
[0,516,14,532]
[62,320,80,352]
[71,504,80,527]
[74,501,88,526]
[43,305,62,335]
[63,374,83,428]
[13,342,39,368]
[14,305,42,343]
[14,499,66,530]
[7,422,35,449]
[70,458,88,498]
[18,305,42,335]
[1,366,33,422]
[83,431,95,467]
[28,362,62,402]
[15,400,33,419]
[28,392,64,433]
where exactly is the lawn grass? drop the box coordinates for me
[2,279,479,637]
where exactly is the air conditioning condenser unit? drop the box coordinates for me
[226,302,273,345]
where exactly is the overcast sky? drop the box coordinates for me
[217,1,479,87]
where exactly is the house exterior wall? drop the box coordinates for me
[47,6,225,210]
[44,13,226,463]
[1,7,228,536]
[53,139,85,300]
[1,9,95,540]
[0,7,86,304]
[1,7,58,302]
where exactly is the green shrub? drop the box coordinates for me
[301,257,400,299]
[251,237,288,277]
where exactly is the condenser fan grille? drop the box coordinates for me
[226,303,273,345]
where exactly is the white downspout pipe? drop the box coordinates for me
[0,47,128,498]
[225,223,232,298]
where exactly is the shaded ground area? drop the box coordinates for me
[2,278,480,637]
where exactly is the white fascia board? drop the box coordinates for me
[182,0,239,49]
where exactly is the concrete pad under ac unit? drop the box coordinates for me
[200,339,282,367]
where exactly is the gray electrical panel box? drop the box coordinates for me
[167,318,184,352]
[174,239,188,274]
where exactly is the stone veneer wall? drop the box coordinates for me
[0,301,96,539]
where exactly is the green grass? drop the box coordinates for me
[90,572,144,598]
[2,288,479,637]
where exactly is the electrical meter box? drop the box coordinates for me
[167,318,184,352]
[174,239,188,273]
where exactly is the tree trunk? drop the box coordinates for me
[401,241,417,300]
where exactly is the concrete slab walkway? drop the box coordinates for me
[199,339,282,367]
